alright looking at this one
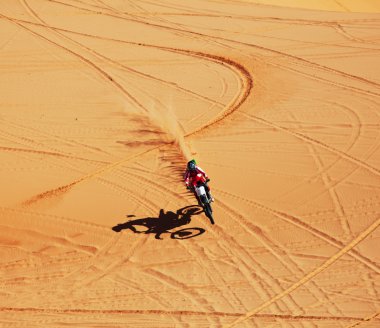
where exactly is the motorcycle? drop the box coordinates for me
[190,173,214,225]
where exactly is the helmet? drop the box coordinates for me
[188,160,196,171]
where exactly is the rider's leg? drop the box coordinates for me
[194,191,202,207]
[205,183,215,202]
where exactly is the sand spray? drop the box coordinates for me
[146,99,192,161]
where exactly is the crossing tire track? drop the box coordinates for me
[215,194,346,316]
[0,15,150,114]
[224,215,380,327]
[20,0,227,109]
[216,188,380,274]
[241,113,380,178]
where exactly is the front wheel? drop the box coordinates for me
[204,203,214,225]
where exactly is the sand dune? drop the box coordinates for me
[1,0,380,327]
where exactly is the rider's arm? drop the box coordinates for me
[196,166,208,179]
[184,170,190,186]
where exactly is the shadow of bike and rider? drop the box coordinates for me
[112,205,205,240]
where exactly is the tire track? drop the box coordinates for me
[304,195,380,219]
[208,223,289,316]
[125,0,243,78]
[0,13,149,115]
[0,146,108,164]
[0,137,112,184]
[288,108,359,241]
[132,1,380,61]
[0,118,117,158]
[0,248,89,273]
[224,215,380,327]
[118,0,380,35]
[81,0,253,136]
[10,1,249,116]
[20,0,226,110]
[335,22,373,44]
[345,310,380,328]
[75,235,150,289]
[241,112,380,178]
[183,242,250,317]
[106,274,186,328]
[170,195,293,319]
[21,1,252,109]
[41,181,164,303]
[273,100,368,204]
[184,55,252,138]
[125,0,241,108]
[265,59,380,100]
[306,143,354,239]
[59,233,122,283]
[96,169,169,212]
[4,15,253,137]
[70,0,380,93]
[215,194,345,318]
[30,0,380,98]
[0,123,109,164]
[216,188,380,274]
[254,101,380,216]
[2,306,376,322]
[0,206,110,232]
[0,224,97,255]
[0,213,109,276]
[21,143,166,206]
[16,0,376,124]
[363,272,380,310]
[214,200,322,323]
[142,267,221,326]
[326,288,380,305]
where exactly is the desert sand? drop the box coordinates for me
[1,0,380,327]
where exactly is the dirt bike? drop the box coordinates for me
[191,175,214,225]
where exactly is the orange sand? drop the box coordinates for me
[1,0,380,327]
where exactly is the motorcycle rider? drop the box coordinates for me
[184,159,214,202]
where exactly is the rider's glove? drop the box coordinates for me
[206,178,210,182]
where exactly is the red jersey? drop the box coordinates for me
[184,166,208,187]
